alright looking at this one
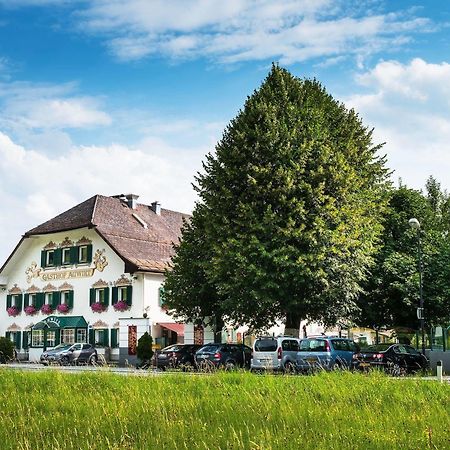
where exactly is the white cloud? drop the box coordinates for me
[74,0,432,64]
[0,81,111,131]
[0,130,205,263]
[345,58,450,190]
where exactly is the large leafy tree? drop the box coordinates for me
[165,65,390,334]
[358,178,450,330]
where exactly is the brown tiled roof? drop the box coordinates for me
[24,195,189,273]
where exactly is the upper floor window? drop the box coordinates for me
[46,250,55,267]
[79,246,88,263]
[62,247,71,265]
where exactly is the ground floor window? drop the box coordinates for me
[61,328,75,344]
[94,329,109,347]
[32,330,44,347]
[111,328,119,348]
[76,329,87,343]
[47,330,56,347]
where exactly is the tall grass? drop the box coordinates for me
[0,369,448,449]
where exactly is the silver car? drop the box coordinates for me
[40,343,98,365]
[251,336,300,373]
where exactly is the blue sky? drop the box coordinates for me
[0,0,450,262]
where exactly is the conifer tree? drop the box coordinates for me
[165,64,390,334]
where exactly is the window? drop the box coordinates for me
[254,339,278,352]
[61,291,69,305]
[47,331,56,347]
[29,294,37,306]
[111,329,119,348]
[94,329,109,347]
[12,295,20,307]
[61,329,75,344]
[118,286,128,302]
[77,329,87,343]
[79,246,88,263]
[97,289,106,303]
[62,247,71,265]
[45,292,53,305]
[32,330,44,347]
[46,250,55,267]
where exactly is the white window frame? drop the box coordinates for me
[45,292,53,305]
[62,247,71,265]
[61,329,75,344]
[46,250,55,267]
[32,330,44,347]
[118,286,128,302]
[29,293,37,306]
[78,245,88,263]
[61,291,70,305]
[11,295,20,307]
[97,289,105,303]
[47,331,56,347]
[76,329,87,343]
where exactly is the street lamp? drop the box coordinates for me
[408,218,425,355]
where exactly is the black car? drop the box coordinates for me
[355,343,428,375]
[40,343,98,366]
[156,344,201,370]
[195,343,252,370]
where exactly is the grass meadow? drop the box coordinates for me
[0,369,448,450]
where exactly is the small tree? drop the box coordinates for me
[136,332,153,364]
[0,337,14,364]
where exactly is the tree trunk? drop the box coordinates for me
[284,312,301,338]
[214,316,225,343]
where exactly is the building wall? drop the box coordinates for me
[0,227,176,363]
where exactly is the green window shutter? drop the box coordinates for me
[103,288,109,307]
[36,292,44,309]
[159,287,165,307]
[126,286,133,306]
[89,288,96,306]
[103,329,109,347]
[54,248,62,267]
[17,294,23,311]
[55,330,60,346]
[6,295,12,309]
[22,331,29,349]
[112,287,118,304]
[89,329,95,345]
[15,332,21,350]
[71,246,79,264]
[87,245,93,263]
[24,294,30,308]
[41,250,46,268]
[111,329,118,348]
[68,291,74,309]
[52,291,60,309]
[5,331,10,340]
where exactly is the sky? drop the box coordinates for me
[0,0,449,263]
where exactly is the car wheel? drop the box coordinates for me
[283,361,296,374]
[181,361,194,372]
[60,356,69,366]
[89,354,98,365]
[225,360,236,371]
[386,360,406,377]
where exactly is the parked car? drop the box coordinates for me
[195,343,252,370]
[251,336,300,373]
[40,343,98,366]
[156,344,202,370]
[296,337,359,371]
[354,343,429,375]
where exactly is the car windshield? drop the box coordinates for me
[254,339,278,352]
[161,345,183,352]
[363,344,391,352]
[52,344,72,351]
[197,345,220,354]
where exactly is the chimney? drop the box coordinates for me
[125,194,139,209]
[151,201,161,215]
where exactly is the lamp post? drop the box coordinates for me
[408,218,425,355]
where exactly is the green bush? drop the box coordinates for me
[0,337,14,363]
[136,332,153,363]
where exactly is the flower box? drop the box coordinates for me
[91,302,106,313]
[113,300,129,312]
[57,303,70,313]
[7,306,19,317]
[24,305,37,316]
[40,304,53,315]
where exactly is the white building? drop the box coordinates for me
[0,193,194,366]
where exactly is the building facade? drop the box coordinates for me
[0,194,191,365]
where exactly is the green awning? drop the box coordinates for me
[32,315,88,330]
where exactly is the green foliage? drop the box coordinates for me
[0,370,449,449]
[136,332,153,363]
[0,337,14,363]
[165,64,390,330]
[359,178,450,329]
